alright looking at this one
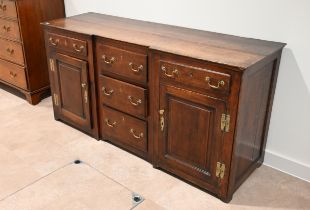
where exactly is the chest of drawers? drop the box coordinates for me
[42,13,285,202]
[0,0,65,104]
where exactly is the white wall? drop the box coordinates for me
[64,0,310,181]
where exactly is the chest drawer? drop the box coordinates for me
[0,0,17,19]
[160,60,231,95]
[101,106,147,153]
[97,43,147,84]
[99,75,147,119]
[0,38,24,65]
[0,18,20,41]
[47,32,88,57]
[0,58,27,89]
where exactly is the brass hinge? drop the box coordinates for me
[53,93,59,106]
[159,110,165,131]
[49,58,55,72]
[216,162,226,179]
[221,114,230,132]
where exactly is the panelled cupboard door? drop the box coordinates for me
[158,84,227,194]
[50,53,92,130]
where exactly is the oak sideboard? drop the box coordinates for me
[42,13,286,202]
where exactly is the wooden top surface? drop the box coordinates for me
[44,12,286,69]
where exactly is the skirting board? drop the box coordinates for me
[264,149,310,182]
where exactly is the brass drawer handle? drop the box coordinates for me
[102,87,114,96]
[161,66,179,78]
[205,77,225,89]
[128,96,142,106]
[6,48,14,55]
[49,37,59,46]
[2,25,10,32]
[129,62,143,73]
[73,43,84,53]
[130,128,143,139]
[105,118,117,128]
[102,55,116,64]
[9,71,17,78]
[0,2,7,11]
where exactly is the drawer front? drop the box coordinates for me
[97,43,147,84]
[47,32,88,57]
[0,0,17,19]
[0,58,27,89]
[101,106,147,153]
[0,38,24,65]
[99,75,147,119]
[160,60,231,95]
[0,18,20,41]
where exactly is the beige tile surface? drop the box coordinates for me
[0,89,309,210]
[0,163,134,210]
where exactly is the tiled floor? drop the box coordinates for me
[0,88,309,210]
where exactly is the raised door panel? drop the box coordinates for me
[51,53,92,131]
[158,84,226,194]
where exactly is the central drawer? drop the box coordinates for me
[101,106,147,153]
[99,75,147,119]
[97,43,147,84]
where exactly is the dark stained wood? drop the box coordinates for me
[45,12,285,69]
[101,106,148,157]
[43,13,286,202]
[99,75,147,119]
[0,0,65,105]
[96,38,148,84]
[46,32,88,57]
[157,84,226,195]
[44,28,99,139]
[50,53,92,131]
[160,60,231,95]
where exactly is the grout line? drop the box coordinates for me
[130,199,145,210]
[0,161,73,202]
[81,161,145,209]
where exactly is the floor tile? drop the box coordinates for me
[0,163,134,210]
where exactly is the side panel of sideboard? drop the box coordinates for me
[227,51,284,201]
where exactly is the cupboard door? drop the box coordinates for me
[158,84,227,193]
[50,53,92,130]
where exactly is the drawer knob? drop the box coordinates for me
[128,96,142,106]
[130,128,144,139]
[2,25,10,32]
[102,87,114,96]
[161,66,179,78]
[105,118,117,128]
[205,77,225,89]
[49,37,59,46]
[0,2,7,11]
[102,55,116,64]
[6,48,14,55]
[73,43,85,53]
[9,71,17,78]
[129,62,143,73]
